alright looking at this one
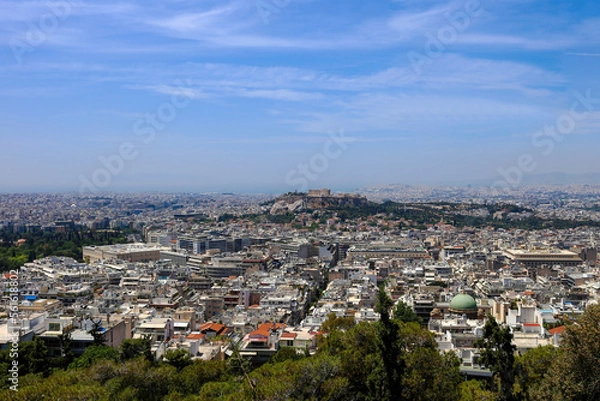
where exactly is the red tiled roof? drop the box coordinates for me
[186,333,206,340]
[549,326,566,335]
[249,329,270,339]
[281,332,297,339]
[200,322,226,334]
[256,322,286,332]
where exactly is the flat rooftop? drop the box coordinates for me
[85,244,164,254]
[504,249,581,261]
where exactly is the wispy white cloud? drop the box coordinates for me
[458,34,573,50]
[0,1,139,22]
[564,111,600,135]
[292,92,550,134]
[142,4,250,36]
[2,0,595,55]
[0,87,55,97]
[386,3,456,37]
[1,52,565,115]
[233,89,323,102]
[126,84,205,99]
[195,134,407,145]
[565,52,600,57]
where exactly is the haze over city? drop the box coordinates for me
[1,0,600,193]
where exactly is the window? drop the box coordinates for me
[48,323,61,331]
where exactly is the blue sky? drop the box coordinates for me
[1,0,599,193]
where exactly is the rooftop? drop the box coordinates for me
[449,294,478,312]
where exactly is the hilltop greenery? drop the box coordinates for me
[188,200,600,231]
[0,227,132,271]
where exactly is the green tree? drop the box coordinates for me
[459,380,497,401]
[393,300,422,324]
[120,337,153,362]
[398,321,438,351]
[86,359,121,385]
[320,312,356,333]
[0,349,15,390]
[475,316,516,401]
[536,304,600,401]
[513,345,559,400]
[68,345,120,370]
[269,346,305,365]
[197,381,245,401]
[402,348,461,401]
[176,359,231,396]
[52,331,75,369]
[0,368,109,401]
[163,348,192,371]
[248,354,350,401]
[338,322,384,400]
[19,337,50,376]
[375,287,404,401]
[226,338,256,399]
[104,358,176,401]
[88,318,106,346]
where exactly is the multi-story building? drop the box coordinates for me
[83,244,163,263]
[503,248,582,273]
[347,242,430,260]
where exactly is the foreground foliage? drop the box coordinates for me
[2,303,600,400]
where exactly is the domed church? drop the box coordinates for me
[448,293,479,319]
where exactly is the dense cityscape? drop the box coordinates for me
[1,186,600,400]
[3,0,600,399]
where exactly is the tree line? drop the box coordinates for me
[0,227,131,271]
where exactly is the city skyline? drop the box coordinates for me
[1,0,600,193]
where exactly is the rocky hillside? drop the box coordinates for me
[270,192,368,214]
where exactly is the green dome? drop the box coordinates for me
[449,294,477,311]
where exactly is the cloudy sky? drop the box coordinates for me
[1,0,599,193]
